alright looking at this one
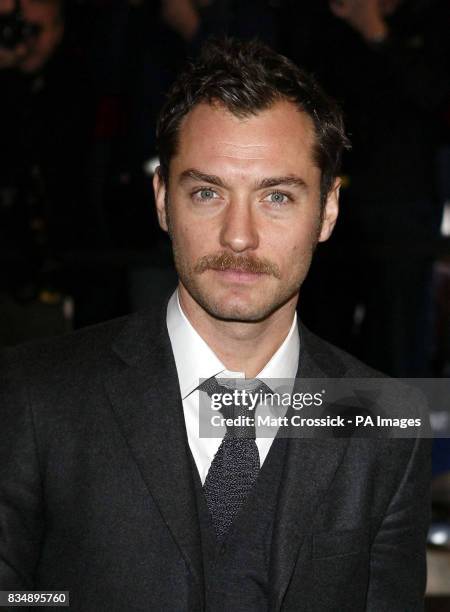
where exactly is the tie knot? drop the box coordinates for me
[198,376,272,438]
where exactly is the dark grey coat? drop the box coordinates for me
[0,298,431,611]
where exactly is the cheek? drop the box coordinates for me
[267,225,315,259]
[172,218,207,259]
[171,203,218,248]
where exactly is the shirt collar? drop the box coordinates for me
[166,289,299,399]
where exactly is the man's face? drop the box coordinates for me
[154,99,339,323]
[18,0,63,73]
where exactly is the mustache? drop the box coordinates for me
[194,252,281,279]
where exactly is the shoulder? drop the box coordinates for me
[0,296,169,391]
[299,323,430,433]
[0,314,128,377]
[299,323,385,378]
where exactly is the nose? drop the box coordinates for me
[219,197,259,253]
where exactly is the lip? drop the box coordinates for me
[212,269,265,283]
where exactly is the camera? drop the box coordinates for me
[0,0,41,50]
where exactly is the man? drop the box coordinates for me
[0,38,430,611]
[0,0,68,259]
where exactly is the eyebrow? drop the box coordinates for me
[257,176,307,190]
[179,169,226,188]
[179,169,307,190]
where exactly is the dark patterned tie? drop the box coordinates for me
[199,376,271,542]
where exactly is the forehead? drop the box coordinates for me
[172,100,318,179]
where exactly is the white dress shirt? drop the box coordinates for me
[166,290,300,484]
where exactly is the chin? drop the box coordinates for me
[197,292,291,324]
[207,305,272,323]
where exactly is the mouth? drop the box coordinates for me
[211,268,266,283]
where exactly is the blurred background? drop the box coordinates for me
[0,0,449,606]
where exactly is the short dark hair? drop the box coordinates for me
[156,37,350,205]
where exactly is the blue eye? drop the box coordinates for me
[197,188,217,200]
[266,192,289,205]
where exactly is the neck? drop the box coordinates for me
[178,285,297,378]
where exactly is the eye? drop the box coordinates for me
[264,191,290,205]
[193,188,219,201]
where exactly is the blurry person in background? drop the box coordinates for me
[0,0,95,344]
[282,0,450,377]
[0,0,64,73]
[160,0,279,48]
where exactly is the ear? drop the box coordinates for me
[318,177,340,243]
[153,168,169,232]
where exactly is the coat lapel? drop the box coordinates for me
[269,324,350,611]
[103,303,204,598]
